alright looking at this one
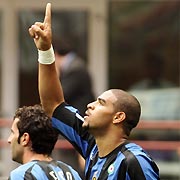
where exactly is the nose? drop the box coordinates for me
[7,135,12,144]
[87,101,95,110]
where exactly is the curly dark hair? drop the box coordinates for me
[14,104,58,155]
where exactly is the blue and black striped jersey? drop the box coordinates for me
[9,160,82,180]
[52,102,160,180]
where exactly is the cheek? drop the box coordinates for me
[11,137,19,150]
[95,110,113,124]
[11,135,21,152]
[90,105,114,122]
[98,107,114,117]
[12,139,23,162]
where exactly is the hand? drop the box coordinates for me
[29,3,52,51]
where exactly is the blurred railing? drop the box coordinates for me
[134,120,180,150]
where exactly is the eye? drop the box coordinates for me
[98,98,106,105]
[10,129,15,135]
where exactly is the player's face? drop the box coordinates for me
[8,118,24,164]
[83,90,117,134]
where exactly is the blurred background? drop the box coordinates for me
[0,0,179,179]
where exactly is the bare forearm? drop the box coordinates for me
[39,63,64,117]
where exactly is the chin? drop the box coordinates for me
[13,156,22,164]
[82,124,89,131]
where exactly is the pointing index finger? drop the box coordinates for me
[44,3,51,26]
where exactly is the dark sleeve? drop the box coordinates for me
[52,102,95,158]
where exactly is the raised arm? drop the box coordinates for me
[29,3,64,117]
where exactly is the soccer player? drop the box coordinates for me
[8,104,81,180]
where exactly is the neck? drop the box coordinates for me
[95,132,127,157]
[23,150,52,164]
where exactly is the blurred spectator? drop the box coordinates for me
[129,53,175,90]
[53,37,95,116]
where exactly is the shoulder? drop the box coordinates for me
[55,160,82,180]
[57,161,77,172]
[122,143,159,175]
[69,55,88,73]
[118,142,155,168]
[114,143,159,179]
[9,161,37,179]
[54,102,79,114]
[123,142,150,160]
[53,102,82,122]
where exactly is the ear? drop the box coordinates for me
[20,133,30,146]
[113,112,126,124]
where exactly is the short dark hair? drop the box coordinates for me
[14,104,58,155]
[111,89,141,136]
